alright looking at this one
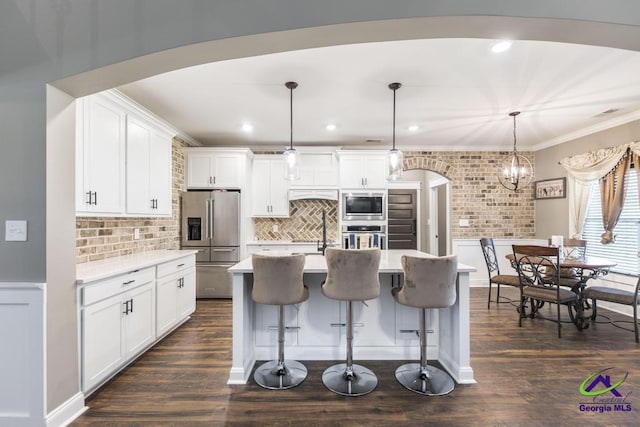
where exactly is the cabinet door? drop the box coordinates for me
[148,130,172,215]
[395,303,439,349]
[125,282,156,357]
[268,160,290,216]
[177,268,196,319]
[296,283,341,347]
[212,153,241,188]
[156,274,179,337]
[80,95,126,214]
[251,159,271,216]
[82,293,126,391]
[348,284,396,347]
[362,154,388,188]
[126,116,153,215]
[186,152,214,188]
[339,156,365,188]
[362,155,388,189]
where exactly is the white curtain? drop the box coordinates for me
[559,142,632,238]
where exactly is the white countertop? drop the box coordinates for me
[229,249,476,274]
[76,249,198,284]
[246,240,337,246]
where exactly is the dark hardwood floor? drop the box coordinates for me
[72,287,640,426]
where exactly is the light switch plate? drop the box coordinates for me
[6,220,27,241]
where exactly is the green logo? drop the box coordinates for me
[580,368,628,397]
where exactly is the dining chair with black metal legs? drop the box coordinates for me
[480,238,520,309]
[512,245,580,338]
[584,276,640,343]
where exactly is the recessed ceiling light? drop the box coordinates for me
[326,123,337,131]
[408,125,419,132]
[241,123,253,133]
[491,41,512,53]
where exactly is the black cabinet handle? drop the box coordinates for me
[129,298,134,313]
[93,192,97,205]
[122,300,130,315]
[177,263,185,267]
[123,279,135,285]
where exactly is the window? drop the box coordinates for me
[582,168,640,275]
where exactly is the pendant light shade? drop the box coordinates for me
[388,82,403,180]
[283,81,300,180]
[498,111,533,192]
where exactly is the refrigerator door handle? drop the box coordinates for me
[211,200,215,239]
[212,248,235,252]
[204,198,210,240]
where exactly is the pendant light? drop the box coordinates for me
[388,82,404,180]
[498,111,533,192]
[283,81,300,180]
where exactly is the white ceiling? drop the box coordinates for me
[117,38,640,152]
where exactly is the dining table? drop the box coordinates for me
[506,253,617,330]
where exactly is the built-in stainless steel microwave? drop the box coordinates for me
[342,192,386,221]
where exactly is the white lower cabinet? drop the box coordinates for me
[254,304,300,347]
[82,280,155,392]
[79,252,196,394]
[156,256,196,337]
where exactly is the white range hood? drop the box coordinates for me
[288,189,338,201]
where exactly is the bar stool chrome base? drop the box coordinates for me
[395,363,454,396]
[254,360,307,390]
[322,363,378,396]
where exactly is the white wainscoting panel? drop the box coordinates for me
[0,283,45,427]
[452,238,546,287]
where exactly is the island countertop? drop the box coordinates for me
[229,249,476,274]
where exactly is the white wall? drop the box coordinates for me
[4,1,640,424]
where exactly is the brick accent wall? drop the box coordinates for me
[76,138,187,263]
[404,151,535,239]
[253,199,338,242]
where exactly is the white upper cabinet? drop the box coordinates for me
[76,94,126,214]
[126,115,172,216]
[76,90,176,217]
[338,151,388,189]
[251,157,289,217]
[289,152,338,188]
[185,149,248,189]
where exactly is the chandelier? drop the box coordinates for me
[498,111,533,191]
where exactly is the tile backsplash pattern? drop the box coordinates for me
[76,138,187,263]
[253,199,338,242]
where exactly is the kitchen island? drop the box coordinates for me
[227,250,476,385]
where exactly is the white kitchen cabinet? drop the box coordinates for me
[186,149,248,189]
[76,94,126,214]
[81,278,155,393]
[251,157,289,217]
[296,284,341,347]
[156,255,196,337]
[395,301,439,348]
[338,151,388,189]
[289,152,339,188]
[126,114,172,216]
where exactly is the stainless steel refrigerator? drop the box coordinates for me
[181,190,240,298]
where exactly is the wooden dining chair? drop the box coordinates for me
[480,238,520,309]
[512,245,580,338]
[583,277,640,343]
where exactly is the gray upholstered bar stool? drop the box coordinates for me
[393,254,458,396]
[251,252,309,389]
[321,247,381,396]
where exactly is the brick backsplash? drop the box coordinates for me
[253,199,339,242]
[404,151,535,239]
[76,138,187,263]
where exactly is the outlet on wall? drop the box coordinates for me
[272,224,279,232]
[134,228,140,240]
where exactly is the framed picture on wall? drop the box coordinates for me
[534,177,566,200]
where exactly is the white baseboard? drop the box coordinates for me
[46,392,86,427]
